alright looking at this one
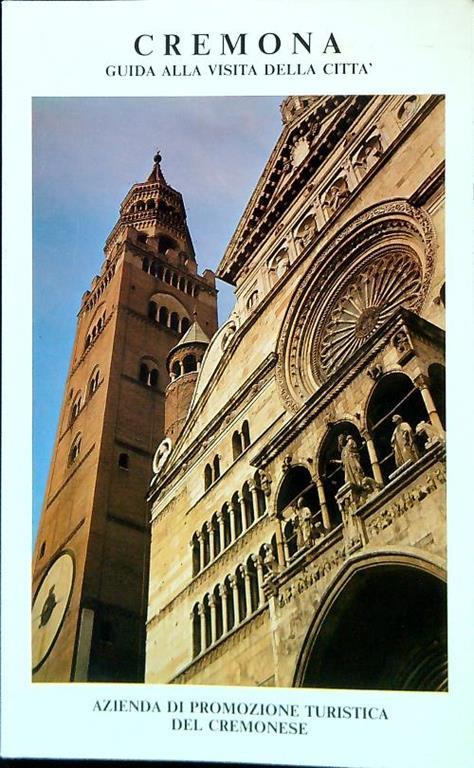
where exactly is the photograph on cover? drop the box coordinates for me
[32,94,447,690]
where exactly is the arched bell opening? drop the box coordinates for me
[366,372,427,481]
[296,561,447,691]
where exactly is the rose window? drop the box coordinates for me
[316,253,422,378]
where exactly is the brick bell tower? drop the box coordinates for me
[32,151,218,682]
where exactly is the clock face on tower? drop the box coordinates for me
[31,551,75,672]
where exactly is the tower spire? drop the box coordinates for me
[147,148,167,184]
[105,146,196,260]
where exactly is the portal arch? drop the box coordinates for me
[293,550,447,691]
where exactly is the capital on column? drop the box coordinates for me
[218,583,228,600]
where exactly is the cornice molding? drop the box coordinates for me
[218,96,371,283]
[253,309,444,469]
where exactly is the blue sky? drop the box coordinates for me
[33,96,284,538]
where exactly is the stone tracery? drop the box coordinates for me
[316,252,423,378]
[276,201,436,411]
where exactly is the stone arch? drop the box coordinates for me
[275,464,316,517]
[232,430,243,460]
[232,491,243,537]
[204,463,212,491]
[149,291,189,329]
[293,549,447,691]
[366,371,427,480]
[316,419,370,527]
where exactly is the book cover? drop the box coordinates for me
[2,1,473,765]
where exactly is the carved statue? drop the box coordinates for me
[353,133,383,170]
[269,250,290,281]
[392,329,411,355]
[322,177,349,213]
[332,433,365,487]
[295,217,316,252]
[221,319,237,352]
[391,415,420,467]
[258,469,272,497]
[295,496,315,548]
[415,420,445,450]
[262,545,278,577]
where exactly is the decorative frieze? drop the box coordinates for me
[277,546,345,608]
[366,464,446,538]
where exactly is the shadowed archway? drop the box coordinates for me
[294,558,447,691]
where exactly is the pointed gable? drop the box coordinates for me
[217,95,373,285]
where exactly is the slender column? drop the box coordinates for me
[415,374,444,432]
[253,555,265,606]
[216,511,226,549]
[362,431,384,485]
[189,608,197,657]
[242,565,253,615]
[219,584,229,634]
[271,512,286,567]
[209,595,217,645]
[198,603,206,652]
[229,575,240,624]
[248,481,260,517]
[229,503,237,541]
[197,531,205,570]
[206,521,215,562]
[238,493,249,528]
[314,477,331,530]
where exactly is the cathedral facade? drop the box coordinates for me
[32,95,446,689]
[146,95,446,690]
